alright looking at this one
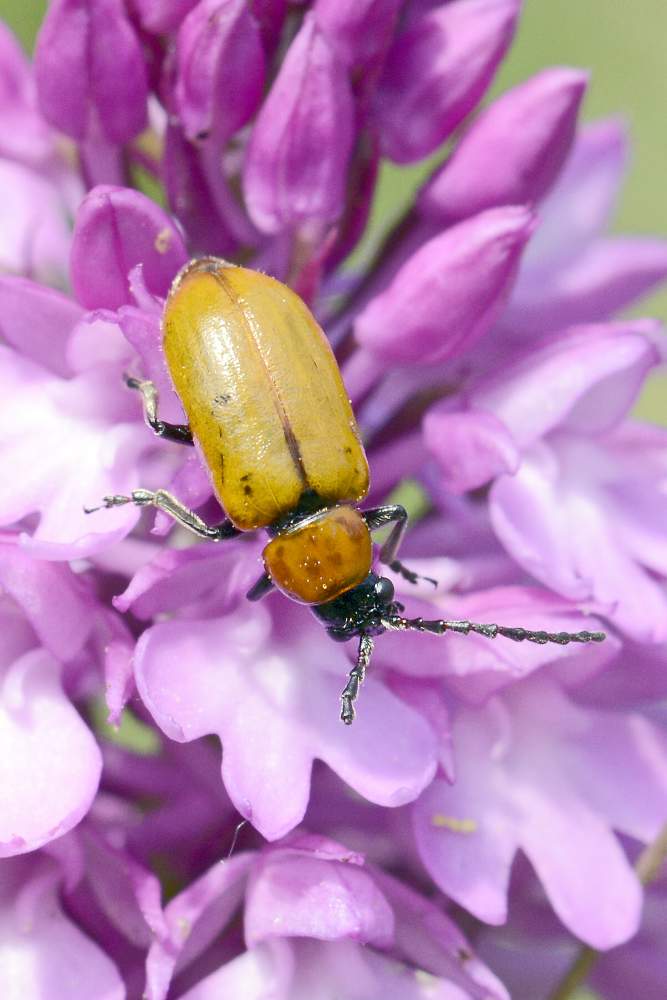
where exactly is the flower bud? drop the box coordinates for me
[70,186,187,310]
[243,14,355,234]
[313,0,402,69]
[372,0,520,163]
[354,205,535,364]
[174,0,265,142]
[420,68,588,221]
[133,0,198,34]
[35,0,148,143]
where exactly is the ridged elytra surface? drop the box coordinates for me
[163,258,370,530]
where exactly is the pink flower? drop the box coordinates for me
[145,832,508,999]
[0,6,666,997]
[0,539,101,854]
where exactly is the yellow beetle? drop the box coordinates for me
[87,258,605,723]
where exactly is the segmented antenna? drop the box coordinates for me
[382,615,606,645]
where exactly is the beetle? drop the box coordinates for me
[86,257,605,724]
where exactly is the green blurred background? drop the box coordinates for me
[2,0,665,424]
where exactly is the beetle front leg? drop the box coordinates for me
[125,375,194,446]
[84,489,240,541]
[363,505,436,586]
[340,634,374,725]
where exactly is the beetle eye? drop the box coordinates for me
[375,577,395,604]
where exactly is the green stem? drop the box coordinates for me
[547,822,667,1000]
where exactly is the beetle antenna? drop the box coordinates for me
[341,634,375,725]
[381,615,606,646]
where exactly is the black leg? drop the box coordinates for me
[246,573,275,602]
[362,505,436,586]
[126,375,194,446]
[340,634,374,725]
[381,613,606,645]
[84,489,240,541]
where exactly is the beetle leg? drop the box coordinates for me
[381,614,606,645]
[125,375,194,446]
[246,573,275,602]
[340,634,374,725]
[84,489,240,541]
[363,505,436,587]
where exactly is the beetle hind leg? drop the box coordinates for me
[84,488,240,541]
[125,375,194,445]
[340,634,375,725]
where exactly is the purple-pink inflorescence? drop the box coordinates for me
[0,3,666,997]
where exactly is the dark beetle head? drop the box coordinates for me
[311,572,399,641]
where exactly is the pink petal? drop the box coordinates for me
[470,321,661,446]
[521,117,628,269]
[503,236,667,335]
[135,606,437,841]
[519,782,642,948]
[490,439,667,643]
[0,277,82,377]
[0,22,55,167]
[413,678,653,947]
[179,942,292,1000]
[114,538,260,619]
[0,158,73,287]
[572,711,667,843]
[117,305,186,423]
[381,585,614,703]
[0,347,144,559]
[376,870,510,1000]
[0,854,124,998]
[0,650,102,856]
[413,770,517,925]
[245,849,394,946]
[145,852,254,1000]
[0,540,93,661]
[423,408,520,493]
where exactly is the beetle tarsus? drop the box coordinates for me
[340,634,374,725]
[125,374,194,445]
[83,493,139,514]
[85,488,241,541]
[389,559,438,588]
[363,506,437,588]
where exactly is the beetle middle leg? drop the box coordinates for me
[125,375,194,445]
[84,489,240,541]
[363,505,436,587]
